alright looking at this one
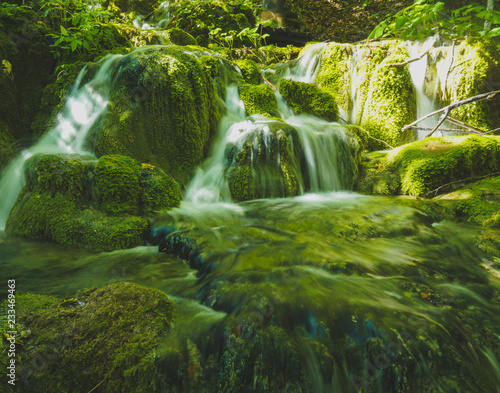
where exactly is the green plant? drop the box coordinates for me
[41,0,115,59]
[369,0,500,40]
[237,21,270,50]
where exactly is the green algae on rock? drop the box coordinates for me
[238,83,280,118]
[279,78,338,122]
[92,46,220,185]
[8,283,174,393]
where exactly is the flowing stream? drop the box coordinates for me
[0,42,499,392]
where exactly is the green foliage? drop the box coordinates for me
[41,0,115,59]
[236,22,270,50]
[369,0,500,40]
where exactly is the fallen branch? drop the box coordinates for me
[402,89,500,133]
[425,108,450,138]
[411,127,466,132]
[386,47,432,67]
[262,74,276,90]
[446,117,488,135]
[426,171,500,197]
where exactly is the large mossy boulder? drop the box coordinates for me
[279,78,338,121]
[6,153,181,250]
[238,83,280,118]
[224,119,302,201]
[92,46,220,185]
[7,283,174,393]
[358,135,500,196]
[0,6,55,169]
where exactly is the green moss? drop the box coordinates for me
[316,42,353,115]
[166,27,198,46]
[6,153,155,251]
[93,46,220,185]
[94,155,141,215]
[140,164,182,212]
[238,83,280,118]
[15,283,174,393]
[360,51,416,149]
[113,24,161,47]
[441,38,500,131]
[234,59,262,84]
[279,78,338,121]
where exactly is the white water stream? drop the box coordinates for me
[0,54,124,228]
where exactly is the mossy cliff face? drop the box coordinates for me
[316,41,416,149]
[4,283,174,393]
[279,78,338,122]
[0,6,55,169]
[92,46,220,185]
[225,120,303,201]
[436,38,500,131]
[358,135,500,197]
[6,154,181,250]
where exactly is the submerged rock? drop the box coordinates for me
[6,153,181,251]
[92,46,220,185]
[4,283,174,393]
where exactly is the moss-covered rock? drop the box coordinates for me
[224,119,302,201]
[279,78,338,121]
[238,83,280,118]
[357,135,500,197]
[439,38,500,131]
[166,27,198,46]
[94,155,142,215]
[316,42,353,115]
[9,283,174,393]
[6,153,181,250]
[235,58,262,84]
[140,163,182,212]
[93,46,220,185]
[359,50,416,149]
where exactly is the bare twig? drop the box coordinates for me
[446,117,488,135]
[402,90,500,132]
[368,135,394,149]
[425,108,451,138]
[426,171,500,197]
[386,47,432,67]
[411,127,466,132]
[442,40,456,101]
[87,378,106,393]
[262,74,276,90]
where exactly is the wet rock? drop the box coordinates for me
[92,46,220,185]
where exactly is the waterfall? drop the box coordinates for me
[186,42,356,203]
[407,36,444,139]
[0,54,124,229]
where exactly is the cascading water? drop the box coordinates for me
[407,36,445,139]
[0,54,124,228]
[186,42,356,203]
